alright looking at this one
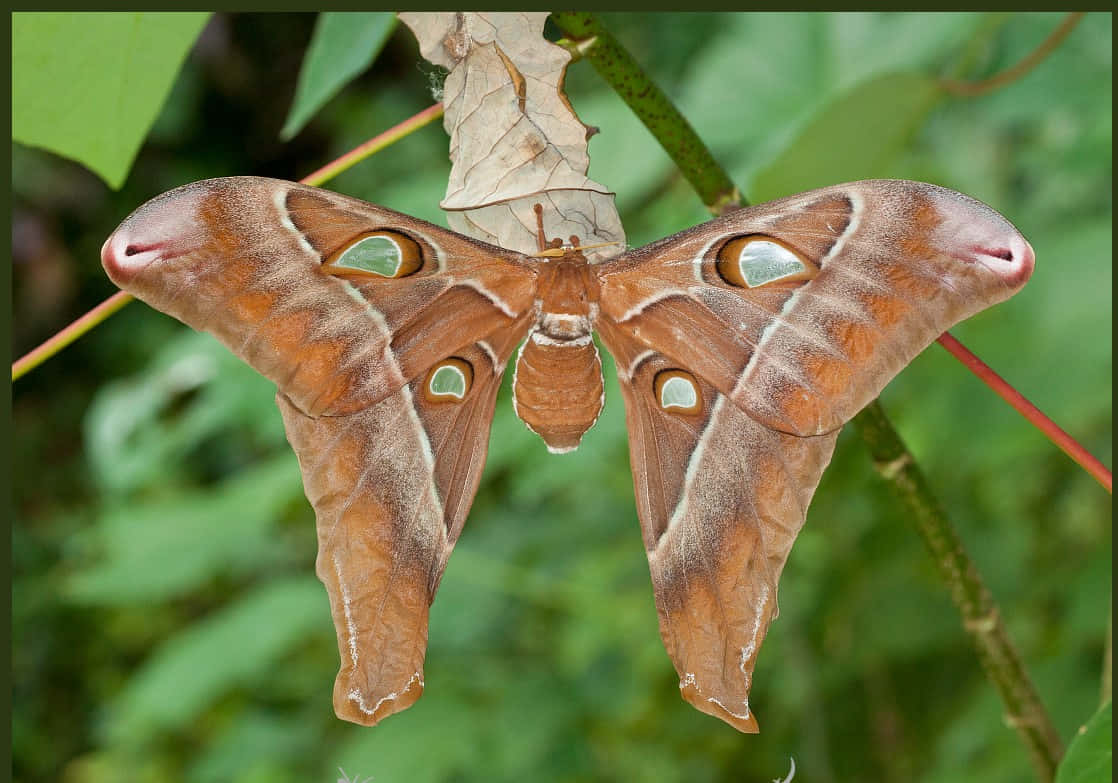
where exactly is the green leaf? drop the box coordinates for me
[12,12,210,189]
[106,577,328,742]
[280,12,397,140]
[1056,701,1112,783]
[750,71,943,202]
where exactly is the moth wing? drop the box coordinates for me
[597,180,1033,436]
[102,176,539,418]
[595,179,1033,731]
[597,319,838,732]
[278,320,531,726]
[102,176,539,725]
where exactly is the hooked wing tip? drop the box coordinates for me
[680,674,761,733]
[101,182,210,287]
[100,230,164,284]
[957,233,1035,289]
[929,185,1036,290]
[334,671,425,727]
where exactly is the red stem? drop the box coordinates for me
[937,332,1112,493]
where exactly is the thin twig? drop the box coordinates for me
[12,290,134,380]
[938,332,1112,493]
[551,12,1068,780]
[11,103,445,383]
[300,102,443,186]
[940,12,1085,96]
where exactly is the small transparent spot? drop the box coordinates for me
[738,241,806,287]
[654,369,702,414]
[429,365,467,399]
[335,236,405,277]
[660,376,697,410]
[716,236,814,288]
[424,358,473,403]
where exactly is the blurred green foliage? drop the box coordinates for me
[11,12,1111,783]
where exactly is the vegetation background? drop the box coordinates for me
[12,12,1112,783]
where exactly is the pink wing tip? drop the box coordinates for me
[969,233,1035,288]
[101,232,165,284]
[931,186,1036,290]
[101,184,207,286]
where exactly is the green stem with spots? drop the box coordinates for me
[551,12,742,215]
[852,403,1064,781]
[551,12,1066,780]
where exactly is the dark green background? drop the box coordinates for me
[12,13,1112,783]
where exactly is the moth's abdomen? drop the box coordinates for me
[513,333,604,453]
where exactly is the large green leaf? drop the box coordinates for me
[1056,701,1112,783]
[105,577,328,743]
[750,71,943,202]
[12,12,209,188]
[280,12,397,140]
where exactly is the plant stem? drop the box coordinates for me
[300,102,443,187]
[550,12,742,215]
[852,402,1065,781]
[553,12,1068,779]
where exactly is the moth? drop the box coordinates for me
[101,177,1033,732]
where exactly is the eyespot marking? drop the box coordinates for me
[324,231,423,278]
[716,235,815,288]
[654,369,702,415]
[424,358,473,403]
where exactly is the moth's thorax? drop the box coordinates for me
[513,251,605,452]
[534,253,601,321]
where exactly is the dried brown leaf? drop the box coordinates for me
[399,12,625,262]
